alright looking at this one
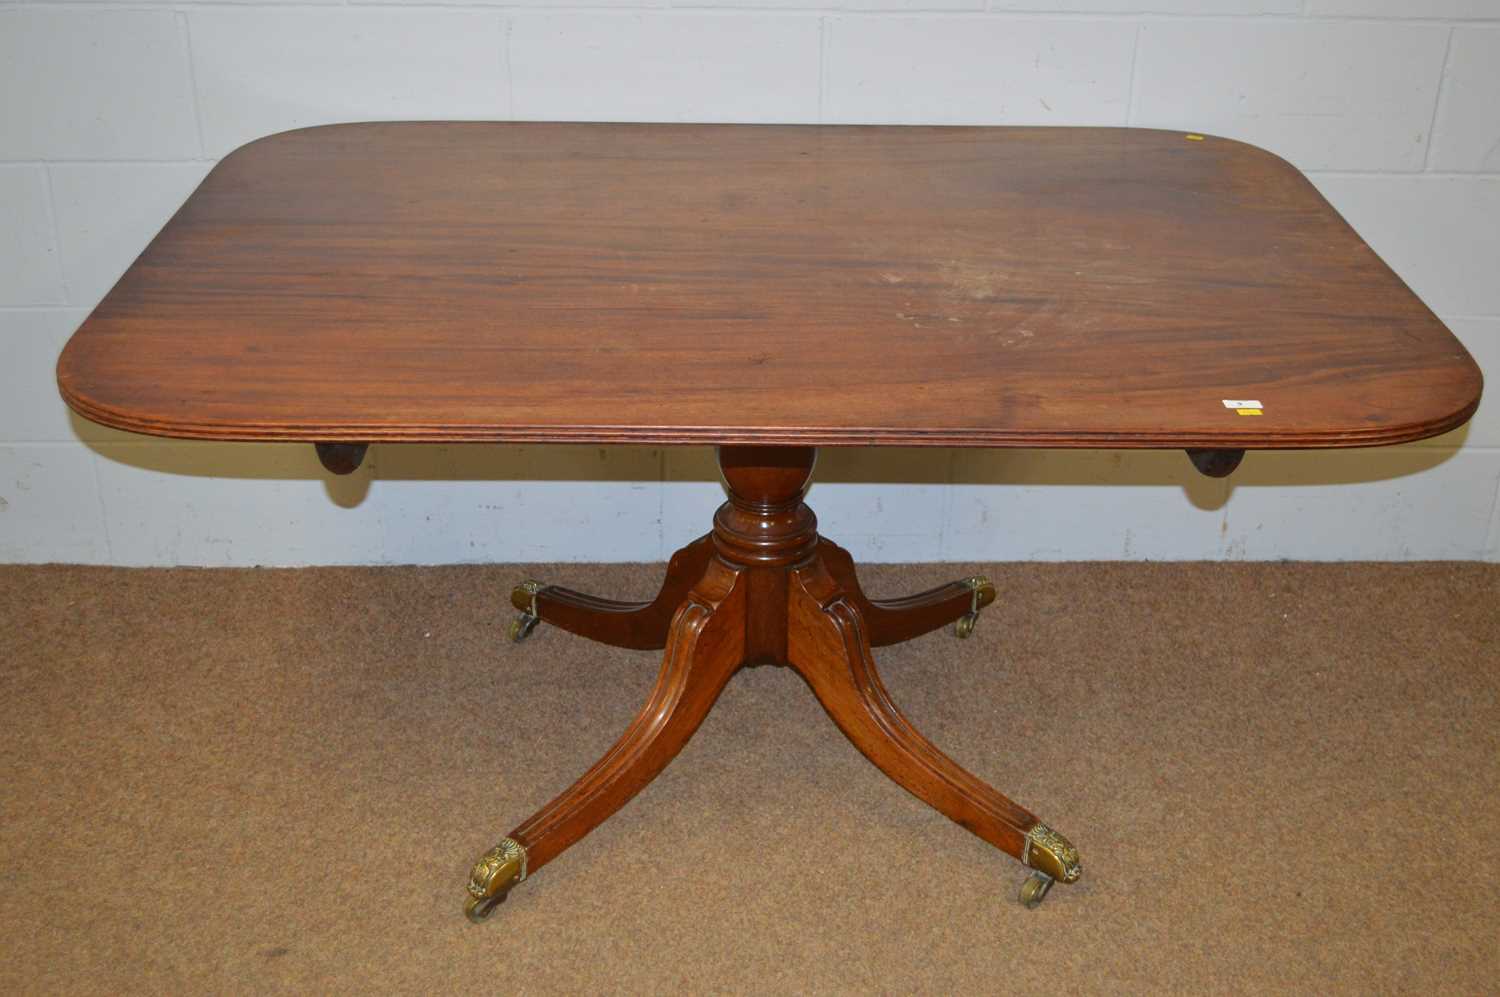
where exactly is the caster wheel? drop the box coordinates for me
[465,894,501,923]
[954,613,977,639]
[509,613,540,643]
[1018,871,1054,909]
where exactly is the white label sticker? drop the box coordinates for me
[1222,399,1263,409]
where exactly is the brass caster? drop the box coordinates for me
[954,576,995,639]
[509,613,539,643]
[465,893,503,923]
[1019,871,1054,909]
[508,580,545,643]
[1018,820,1079,909]
[465,837,527,924]
[1022,822,1082,885]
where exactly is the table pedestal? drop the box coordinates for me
[464,445,1081,920]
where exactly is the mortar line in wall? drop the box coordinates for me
[38,165,73,306]
[1491,499,1500,561]
[28,2,348,6]
[656,6,1500,23]
[1422,25,1456,172]
[1216,489,1232,560]
[1402,438,1500,453]
[86,449,115,563]
[1483,472,1500,559]
[0,158,213,166]
[934,448,956,560]
[13,4,1500,23]
[576,8,1489,25]
[502,14,515,118]
[349,2,804,9]
[1307,169,1500,179]
[816,15,828,125]
[111,1,350,6]
[656,447,667,561]
[176,9,210,160]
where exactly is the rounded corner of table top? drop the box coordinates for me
[54,340,143,439]
[1135,126,1300,161]
[218,121,380,160]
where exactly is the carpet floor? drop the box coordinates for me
[2,561,1497,994]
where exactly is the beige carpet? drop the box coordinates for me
[2,561,1497,994]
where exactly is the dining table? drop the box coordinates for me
[57,121,1482,918]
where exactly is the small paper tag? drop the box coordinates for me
[1222,399,1262,409]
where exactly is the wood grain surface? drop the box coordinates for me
[57,122,1481,448]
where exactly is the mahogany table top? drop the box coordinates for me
[58,122,1481,448]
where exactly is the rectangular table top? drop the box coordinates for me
[58,122,1480,448]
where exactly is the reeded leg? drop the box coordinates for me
[786,555,1080,904]
[509,535,714,650]
[466,555,747,921]
[817,539,996,646]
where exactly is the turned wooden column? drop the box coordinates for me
[712,446,819,667]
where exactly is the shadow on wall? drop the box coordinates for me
[72,412,1468,514]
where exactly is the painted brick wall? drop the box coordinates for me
[2,2,1497,565]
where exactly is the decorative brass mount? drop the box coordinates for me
[465,837,528,922]
[1018,822,1082,908]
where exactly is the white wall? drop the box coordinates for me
[2,1,1498,566]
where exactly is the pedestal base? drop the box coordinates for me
[465,446,1080,919]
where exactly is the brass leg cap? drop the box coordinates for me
[1023,823,1082,884]
[968,575,997,611]
[510,580,544,614]
[465,838,527,923]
